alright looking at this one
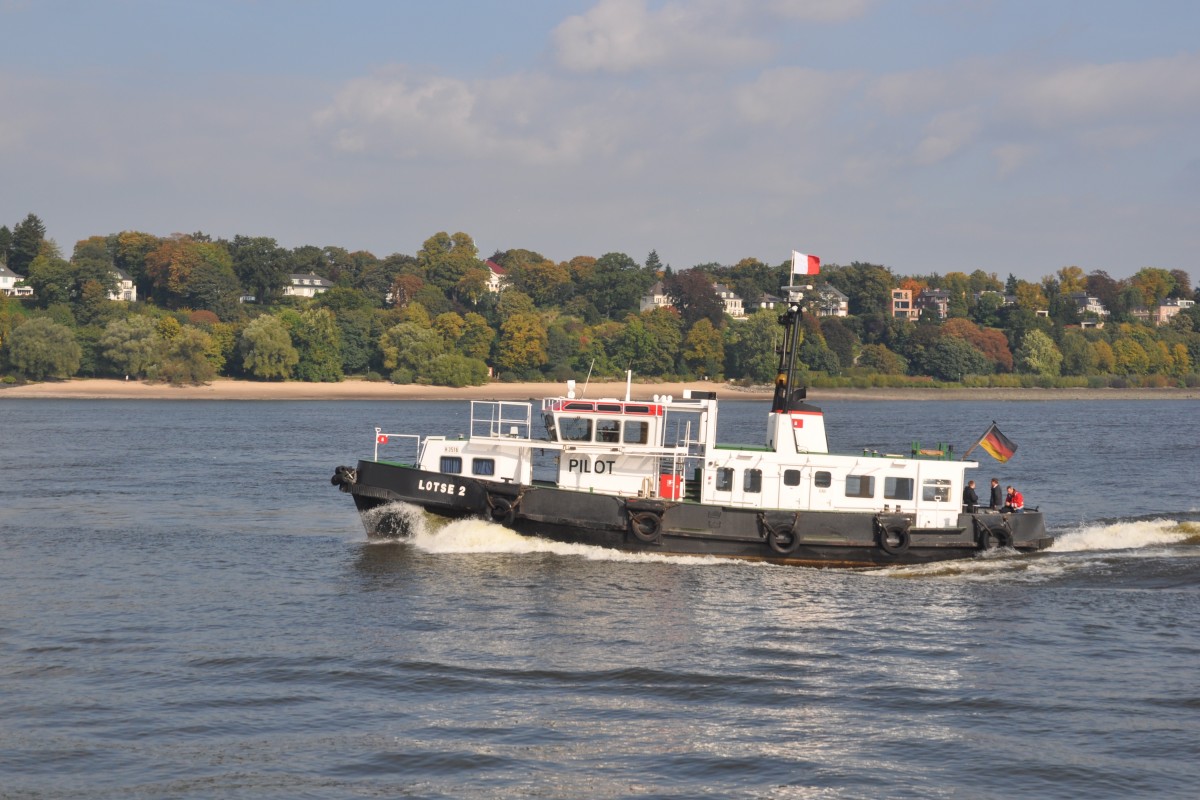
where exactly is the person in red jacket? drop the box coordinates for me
[1004,485,1025,513]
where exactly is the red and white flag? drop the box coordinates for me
[791,250,820,275]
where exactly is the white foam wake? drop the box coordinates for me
[1049,519,1198,553]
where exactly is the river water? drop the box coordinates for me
[1,397,1197,798]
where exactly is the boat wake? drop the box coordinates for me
[365,502,736,566]
[879,517,1200,582]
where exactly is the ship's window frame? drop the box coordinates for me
[542,413,558,442]
[596,418,620,443]
[744,469,762,493]
[596,403,622,413]
[884,476,914,500]
[814,471,832,488]
[922,478,951,502]
[472,458,495,476]
[623,420,649,444]
[715,467,734,491]
[558,416,593,442]
[845,474,875,498]
[784,469,801,486]
[440,456,463,474]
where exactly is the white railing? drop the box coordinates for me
[470,400,534,440]
[373,427,423,463]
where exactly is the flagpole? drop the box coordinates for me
[961,420,996,461]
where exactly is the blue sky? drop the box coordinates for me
[2,0,1197,282]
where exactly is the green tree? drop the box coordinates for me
[664,269,724,328]
[683,318,725,378]
[380,322,445,375]
[823,262,894,316]
[1059,329,1097,376]
[723,310,779,383]
[158,327,216,385]
[1112,338,1150,375]
[99,316,160,378]
[419,231,479,293]
[459,312,495,361]
[582,252,655,320]
[857,343,907,374]
[919,337,990,381]
[1015,329,1063,376]
[8,213,47,274]
[230,235,290,304]
[427,354,489,387]
[284,308,343,382]
[145,236,240,313]
[5,317,81,379]
[239,315,298,380]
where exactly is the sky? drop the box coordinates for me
[2,0,1198,282]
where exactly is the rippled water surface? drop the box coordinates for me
[1,397,1198,798]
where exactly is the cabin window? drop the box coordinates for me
[596,419,620,443]
[885,477,914,500]
[597,403,622,413]
[744,469,762,493]
[623,420,649,444]
[716,467,734,491]
[922,479,951,502]
[558,417,592,442]
[784,469,801,486]
[472,458,495,476]
[845,474,875,498]
[814,471,831,488]
[440,456,463,474]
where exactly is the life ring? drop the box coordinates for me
[877,525,911,556]
[767,525,800,555]
[629,512,661,543]
[489,496,514,524]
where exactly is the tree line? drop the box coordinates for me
[1,212,1198,388]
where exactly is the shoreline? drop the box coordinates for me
[1,377,1197,402]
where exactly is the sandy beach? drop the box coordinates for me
[1,377,1196,402]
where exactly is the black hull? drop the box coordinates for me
[335,460,1052,569]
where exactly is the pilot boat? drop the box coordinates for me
[332,285,1051,567]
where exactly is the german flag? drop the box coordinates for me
[977,422,1017,463]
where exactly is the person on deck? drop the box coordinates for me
[962,480,978,513]
[1003,485,1025,513]
[989,478,1003,510]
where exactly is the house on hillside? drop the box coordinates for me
[1067,291,1109,319]
[813,284,848,317]
[915,289,950,320]
[746,291,784,313]
[284,272,334,298]
[1132,298,1195,326]
[713,283,745,318]
[485,260,507,293]
[108,269,137,302]
[0,265,32,297]
[639,280,673,313]
[891,289,919,320]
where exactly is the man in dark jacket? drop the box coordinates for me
[989,478,1003,510]
[962,480,979,513]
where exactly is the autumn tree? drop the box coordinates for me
[495,313,548,377]
[664,269,724,328]
[144,236,241,315]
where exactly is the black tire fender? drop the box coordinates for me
[877,525,911,556]
[767,525,800,555]
[489,496,514,524]
[629,511,662,543]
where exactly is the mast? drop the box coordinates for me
[770,284,810,413]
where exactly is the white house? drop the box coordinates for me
[284,272,334,298]
[0,264,32,297]
[813,285,848,317]
[485,260,507,293]
[108,269,137,302]
[640,280,673,312]
[712,283,745,318]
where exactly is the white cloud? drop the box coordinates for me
[734,66,862,126]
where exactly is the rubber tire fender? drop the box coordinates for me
[877,525,911,556]
[629,511,662,543]
[767,526,801,555]
[489,496,514,524]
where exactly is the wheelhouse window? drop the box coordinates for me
[743,469,762,493]
[440,456,463,474]
[845,474,875,498]
[623,420,649,444]
[885,477,914,500]
[596,419,620,443]
[815,471,831,488]
[472,458,495,476]
[784,469,801,487]
[558,417,592,442]
[922,479,951,502]
[715,467,734,491]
